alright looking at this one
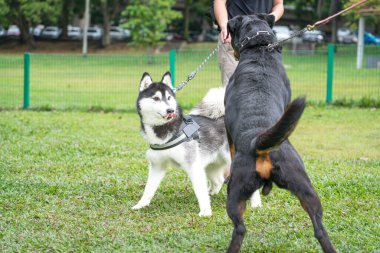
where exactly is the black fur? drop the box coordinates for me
[224,14,336,253]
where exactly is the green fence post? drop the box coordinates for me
[169,49,176,88]
[326,44,334,104]
[23,52,30,109]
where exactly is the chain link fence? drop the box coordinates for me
[1,44,379,110]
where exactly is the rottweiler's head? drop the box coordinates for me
[227,14,276,59]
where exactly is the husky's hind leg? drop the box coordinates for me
[208,167,225,195]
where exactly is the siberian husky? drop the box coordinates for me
[133,72,261,216]
[133,72,229,216]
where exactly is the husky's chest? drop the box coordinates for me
[146,142,198,168]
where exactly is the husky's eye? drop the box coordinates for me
[153,97,160,101]
[167,96,171,100]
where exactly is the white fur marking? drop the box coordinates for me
[190,87,225,119]
[250,190,262,208]
[140,75,153,91]
[161,73,172,88]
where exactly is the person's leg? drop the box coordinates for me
[217,37,238,87]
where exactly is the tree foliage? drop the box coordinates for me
[0,0,62,43]
[5,0,62,25]
[122,0,181,47]
[342,0,380,29]
[0,0,9,24]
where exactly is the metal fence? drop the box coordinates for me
[1,44,379,110]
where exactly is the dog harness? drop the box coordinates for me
[150,115,200,150]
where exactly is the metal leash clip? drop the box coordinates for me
[256,31,270,35]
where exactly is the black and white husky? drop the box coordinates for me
[133,72,261,216]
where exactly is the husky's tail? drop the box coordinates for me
[251,97,306,154]
[190,87,225,119]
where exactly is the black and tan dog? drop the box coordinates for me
[224,14,336,253]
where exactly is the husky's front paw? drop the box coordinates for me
[132,200,150,210]
[198,208,212,217]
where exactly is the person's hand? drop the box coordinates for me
[220,27,231,44]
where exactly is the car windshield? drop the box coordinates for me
[307,31,322,35]
[273,26,289,32]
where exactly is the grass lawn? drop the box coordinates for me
[0,106,379,252]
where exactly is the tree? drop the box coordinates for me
[183,0,211,42]
[99,0,123,47]
[1,0,62,45]
[61,0,75,40]
[343,0,380,33]
[330,0,340,43]
[122,0,181,48]
[0,0,9,24]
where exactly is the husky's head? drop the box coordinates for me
[137,72,179,126]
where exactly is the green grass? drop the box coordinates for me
[0,106,379,252]
[1,44,379,110]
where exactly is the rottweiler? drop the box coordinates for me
[224,14,336,253]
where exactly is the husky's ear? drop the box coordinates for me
[139,72,153,91]
[227,15,243,35]
[256,13,275,29]
[161,71,172,88]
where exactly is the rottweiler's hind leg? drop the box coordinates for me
[226,153,260,253]
[272,160,336,253]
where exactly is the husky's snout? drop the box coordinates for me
[165,108,176,120]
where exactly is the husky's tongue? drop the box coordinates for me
[166,112,176,119]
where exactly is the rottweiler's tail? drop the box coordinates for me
[251,97,306,153]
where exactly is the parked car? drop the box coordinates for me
[272,25,291,41]
[28,25,45,38]
[7,25,20,37]
[204,29,219,42]
[109,26,130,41]
[337,28,357,44]
[0,26,6,38]
[161,31,174,41]
[302,29,324,43]
[364,32,380,45]
[41,26,62,39]
[67,26,82,40]
[87,27,102,40]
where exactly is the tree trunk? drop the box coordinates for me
[316,0,323,18]
[61,0,73,40]
[147,46,155,65]
[375,21,380,35]
[329,0,339,44]
[101,0,111,48]
[184,0,191,41]
[19,16,36,48]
